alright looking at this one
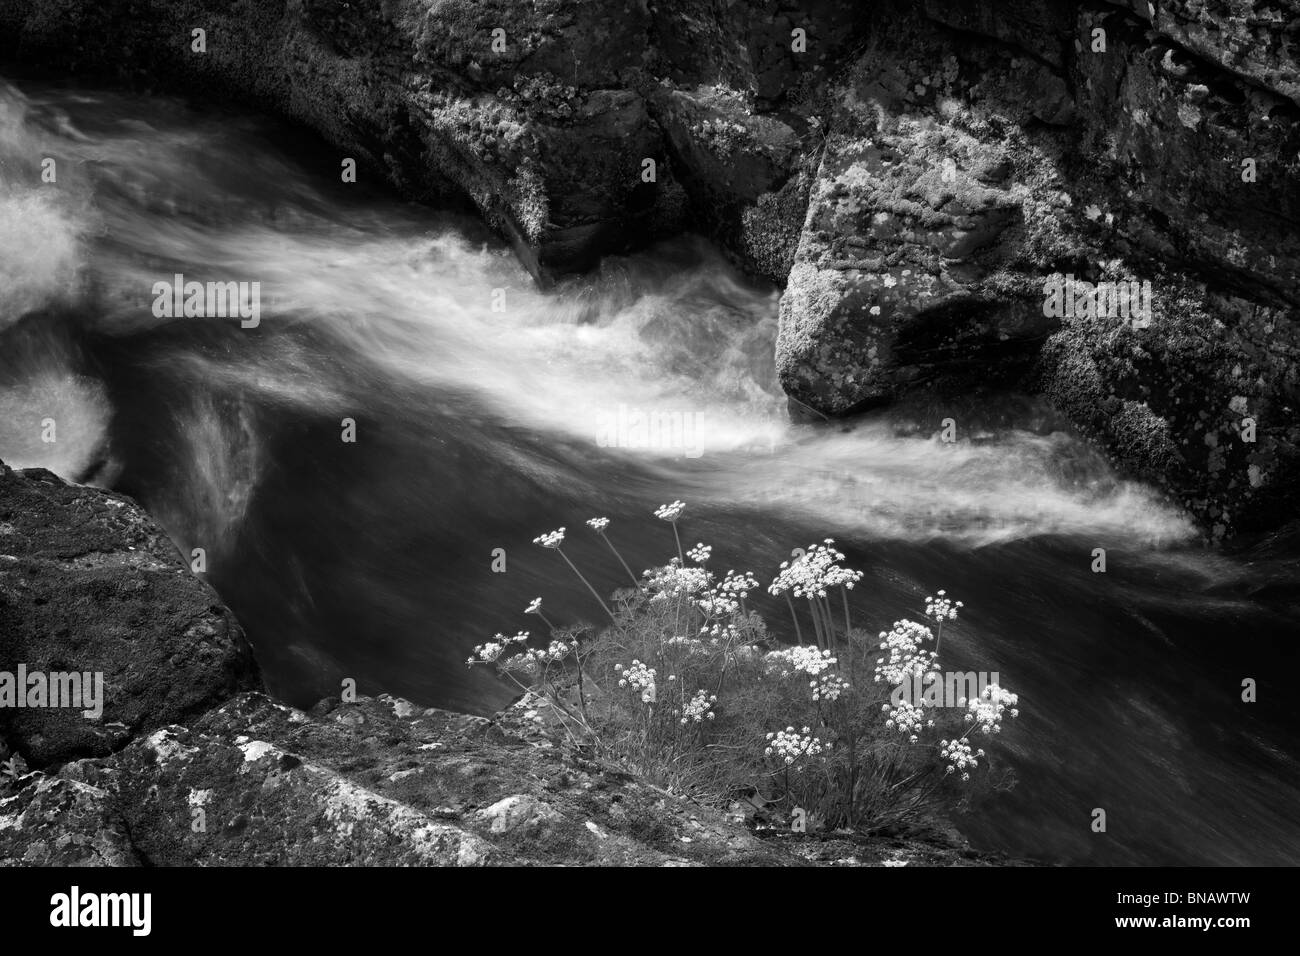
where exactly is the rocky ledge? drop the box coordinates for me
[0,461,1008,866]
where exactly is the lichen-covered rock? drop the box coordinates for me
[776,25,1078,414]
[3,691,1009,866]
[776,2,1300,535]
[0,0,679,279]
[0,693,815,866]
[0,776,138,866]
[0,460,259,766]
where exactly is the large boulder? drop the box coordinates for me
[0,459,258,765]
[776,2,1300,536]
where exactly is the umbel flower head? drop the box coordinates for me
[964,684,1020,734]
[586,517,610,533]
[924,590,964,622]
[764,646,837,678]
[466,631,530,666]
[532,528,566,549]
[763,727,829,766]
[939,738,984,781]
[614,660,657,704]
[654,500,686,522]
[873,619,938,686]
[525,597,543,615]
[768,539,863,599]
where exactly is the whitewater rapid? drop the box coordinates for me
[0,80,1194,550]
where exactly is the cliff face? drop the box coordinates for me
[0,0,1296,535]
[0,462,998,866]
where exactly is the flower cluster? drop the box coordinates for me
[963,685,1020,734]
[697,569,761,619]
[768,539,864,600]
[586,517,610,533]
[654,500,685,522]
[679,690,717,724]
[764,727,829,765]
[532,528,565,549]
[696,590,738,617]
[686,542,712,564]
[644,560,710,602]
[499,638,578,675]
[467,631,530,665]
[810,672,850,703]
[939,738,985,781]
[765,646,837,678]
[615,660,657,704]
[873,620,939,686]
[924,590,964,623]
[525,597,543,615]
[882,698,933,741]
[717,570,759,600]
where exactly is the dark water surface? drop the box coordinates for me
[2,81,1297,865]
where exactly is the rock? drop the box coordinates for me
[776,3,1300,535]
[476,794,563,834]
[0,692,812,866]
[0,775,139,866]
[0,461,259,766]
[0,0,679,281]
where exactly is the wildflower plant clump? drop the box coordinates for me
[470,500,1022,834]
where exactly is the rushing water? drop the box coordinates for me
[2,80,1297,866]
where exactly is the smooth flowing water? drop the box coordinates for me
[2,81,1297,865]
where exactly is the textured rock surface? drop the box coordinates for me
[775,2,1300,536]
[1,691,1000,866]
[1,0,1296,533]
[0,459,258,766]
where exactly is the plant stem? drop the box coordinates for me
[557,548,616,623]
[785,594,804,644]
[600,532,641,589]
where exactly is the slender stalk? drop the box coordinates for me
[599,531,641,589]
[819,594,836,653]
[806,597,822,649]
[573,646,590,728]
[841,587,852,638]
[671,521,684,565]
[556,547,616,623]
[785,594,804,645]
